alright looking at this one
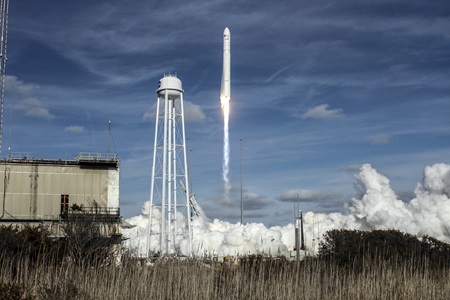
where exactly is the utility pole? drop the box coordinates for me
[107,121,111,154]
[295,197,300,263]
[240,138,243,224]
[300,210,305,251]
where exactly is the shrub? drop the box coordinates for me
[318,229,450,269]
[0,282,33,300]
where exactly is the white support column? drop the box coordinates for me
[172,102,178,248]
[180,92,192,256]
[160,90,169,255]
[147,93,161,257]
[167,98,173,253]
[149,75,192,257]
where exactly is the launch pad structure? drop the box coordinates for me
[147,75,193,257]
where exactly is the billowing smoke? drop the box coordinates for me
[123,163,450,256]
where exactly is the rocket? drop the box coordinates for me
[220,27,231,102]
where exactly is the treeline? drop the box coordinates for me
[0,221,118,267]
[3,225,450,267]
[318,229,450,269]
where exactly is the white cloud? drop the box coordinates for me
[301,104,344,120]
[14,97,55,121]
[183,101,206,122]
[64,125,85,134]
[6,76,54,121]
[5,75,39,96]
[339,164,362,173]
[368,134,391,144]
[143,100,206,123]
[242,192,272,210]
[142,109,154,121]
[25,107,54,120]
[278,189,336,202]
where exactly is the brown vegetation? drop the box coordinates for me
[1,227,450,299]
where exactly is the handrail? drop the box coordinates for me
[77,152,118,162]
[68,206,120,215]
[2,152,119,163]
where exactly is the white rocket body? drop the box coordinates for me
[221,27,231,101]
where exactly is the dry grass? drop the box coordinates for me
[1,254,449,299]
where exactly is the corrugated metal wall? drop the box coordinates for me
[0,162,120,220]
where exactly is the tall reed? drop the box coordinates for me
[1,252,449,299]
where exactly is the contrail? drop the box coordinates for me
[221,27,231,194]
[222,97,230,193]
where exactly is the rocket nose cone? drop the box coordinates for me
[224,27,230,35]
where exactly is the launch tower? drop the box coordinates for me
[147,75,192,257]
[0,0,10,157]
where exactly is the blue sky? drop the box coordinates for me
[4,0,450,226]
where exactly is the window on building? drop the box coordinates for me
[61,194,69,214]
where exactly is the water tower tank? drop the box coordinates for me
[157,75,183,100]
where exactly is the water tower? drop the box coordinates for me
[147,74,192,256]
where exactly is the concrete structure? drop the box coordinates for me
[0,152,121,238]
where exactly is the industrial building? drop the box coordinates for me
[0,152,121,239]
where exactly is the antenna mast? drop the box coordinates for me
[108,121,111,154]
[0,0,10,158]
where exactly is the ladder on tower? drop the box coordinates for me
[180,182,206,218]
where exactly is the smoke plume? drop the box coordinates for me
[221,96,230,194]
[123,163,450,256]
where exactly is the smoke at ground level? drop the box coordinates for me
[123,163,450,256]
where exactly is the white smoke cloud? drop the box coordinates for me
[422,163,450,196]
[123,163,450,257]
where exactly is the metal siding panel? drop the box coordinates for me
[75,194,83,206]
[107,169,120,208]
[0,166,8,217]
[1,161,119,219]
[69,167,77,195]
[86,173,93,203]
[93,172,101,201]
[36,194,45,216]
[99,172,108,207]
[42,171,51,195]
[77,170,85,201]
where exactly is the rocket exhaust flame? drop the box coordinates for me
[221,96,230,193]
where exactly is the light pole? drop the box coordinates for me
[240,138,243,224]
